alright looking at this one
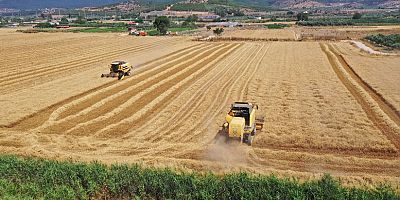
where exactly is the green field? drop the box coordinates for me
[0,155,398,199]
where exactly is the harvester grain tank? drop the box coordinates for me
[222,102,264,145]
[101,61,133,80]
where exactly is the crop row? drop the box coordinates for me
[0,155,398,199]
[365,34,400,49]
[296,18,400,27]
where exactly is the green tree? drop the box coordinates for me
[182,15,198,28]
[35,22,54,28]
[296,12,309,21]
[352,12,362,19]
[154,16,170,35]
[59,17,69,25]
[214,7,227,18]
[186,15,198,22]
[213,27,224,35]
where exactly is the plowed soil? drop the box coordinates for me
[0,31,399,189]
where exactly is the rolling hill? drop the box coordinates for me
[0,0,125,9]
[231,0,396,8]
[0,0,396,9]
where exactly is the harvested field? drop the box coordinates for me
[295,25,400,40]
[221,28,296,41]
[0,31,399,189]
[334,41,400,116]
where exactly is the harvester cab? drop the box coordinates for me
[101,61,133,80]
[222,102,264,145]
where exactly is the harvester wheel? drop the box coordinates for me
[126,71,132,76]
[118,72,124,80]
[243,133,253,146]
[247,135,253,146]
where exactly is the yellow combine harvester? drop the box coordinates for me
[101,61,133,80]
[222,102,264,145]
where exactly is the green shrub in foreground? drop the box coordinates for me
[0,155,398,199]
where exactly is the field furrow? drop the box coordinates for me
[321,43,400,151]
[39,44,223,134]
[4,43,206,130]
[91,44,239,137]
[140,44,258,143]
[179,44,270,143]
[0,39,179,91]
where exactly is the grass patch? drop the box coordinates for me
[265,23,290,29]
[0,155,398,199]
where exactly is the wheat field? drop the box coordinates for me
[0,30,399,188]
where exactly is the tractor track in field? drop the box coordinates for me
[1,37,123,61]
[92,44,240,138]
[37,44,225,135]
[0,39,179,91]
[0,38,176,81]
[252,145,399,160]
[161,44,269,159]
[1,42,139,73]
[53,43,209,121]
[320,43,400,152]
[181,44,271,143]
[127,43,269,160]
[167,146,399,176]
[329,44,400,127]
[0,37,173,70]
[178,44,270,143]
[55,44,214,123]
[0,40,174,87]
[137,44,258,143]
[247,150,400,176]
[1,43,206,129]
[0,35,95,51]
